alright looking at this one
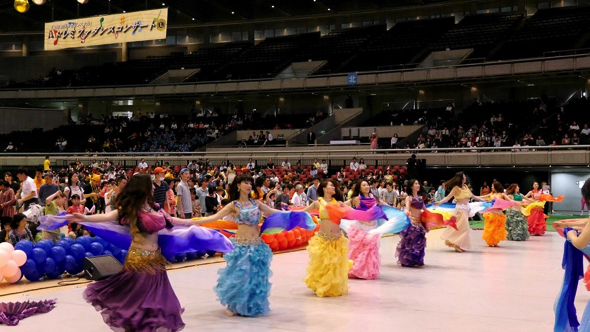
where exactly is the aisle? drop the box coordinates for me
[1,230,576,332]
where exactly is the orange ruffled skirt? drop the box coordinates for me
[527,207,547,236]
[482,211,507,246]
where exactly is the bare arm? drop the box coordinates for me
[45,190,62,206]
[256,200,281,216]
[404,196,412,214]
[192,203,235,225]
[567,219,590,249]
[302,201,320,213]
[435,187,457,205]
[70,210,119,223]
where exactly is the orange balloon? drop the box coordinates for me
[287,238,296,247]
[261,234,273,243]
[278,238,288,250]
[275,232,285,242]
[269,240,279,251]
[293,228,301,238]
[294,238,302,246]
[286,231,294,241]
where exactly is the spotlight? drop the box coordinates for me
[77,0,89,3]
[32,0,46,5]
[14,0,30,13]
[271,5,274,8]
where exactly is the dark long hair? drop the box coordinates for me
[444,171,465,191]
[117,174,155,226]
[228,174,258,201]
[492,181,504,193]
[506,183,518,195]
[582,178,590,205]
[351,180,369,199]
[406,179,420,196]
[317,179,344,202]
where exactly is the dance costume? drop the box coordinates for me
[347,195,383,279]
[505,193,530,241]
[304,197,350,297]
[441,186,472,249]
[481,194,509,246]
[396,196,426,267]
[84,208,185,332]
[526,190,546,236]
[215,199,272,317]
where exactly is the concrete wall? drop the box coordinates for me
[0,107,67,134]
[342,125,423,138]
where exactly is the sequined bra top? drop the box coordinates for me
[233,199,260,226]
[410,196,424,209]
[120,204,173,235]
[318,197,337,220]
[454,186,471,200]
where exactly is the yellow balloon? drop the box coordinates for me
[14,0,30,13]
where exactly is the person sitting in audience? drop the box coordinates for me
[350,157,359,171]
[282,158,291,169]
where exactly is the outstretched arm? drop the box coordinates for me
[435,187,457,205]
[192,204,235,225]
[70,209,119,223]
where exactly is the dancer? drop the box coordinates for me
[302,179,349,297]
[436,172,487,252]
[524,182,547,236]
[193,174,282,317]
[505,184,530,241]
[68,174,199,332]
[344,179,386,279]
[397,179,427,267]
[582,195,589,216]
[479,182,515,247]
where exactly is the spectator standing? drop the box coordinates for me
[44,156,51,172]
[152,167,169,208]
[17,168,38,210]
[38,173,59,207]
[33,168,45,191]
[435,181,446,202]
[138,159,148,171]
[176,169,193,219]
[0,181,15,218]
[390,134,398,148]
[195,178,209,217]
[306,177,320,202]
[307,129,316,145]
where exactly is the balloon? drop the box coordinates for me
[0,250,9,267]
[85,252,94,258]
[275,233,285,242]
[43,258,56,275]
[108,244,121,256]
[287,238,296,247]
[89,242,104,256]
[93,237,108,248]
[269,239,278,251]
[1,261,18,278]
[70,244,85,261]
[0,242,14,255]
[65,237,75,245]
[76,236,92,250]
[56,240,71,253]
[278,238,288,250]
[14,240,34,257]
[206,250,216,258]
[286,231,294,241]
[20,259,36,275]
[175,253,186,262]
[11,250,27,266]
[46,269,62,279]
[196,250,207,257]
[116,250,127,264]
[186,252,198,260]
[34,241,52,255]
[50,246,66,263]
[14,0,30,13]
[5,270,22,283]
[31,248,47,264]
[64,255,77,271]
[163,252,176,262]
[103,250,113,257]
[261,234,273,244]
[24,269,42,282]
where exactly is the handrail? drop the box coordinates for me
[2,144,589,157]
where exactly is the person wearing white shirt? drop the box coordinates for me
[581,124,590,136]
[138,158,148,170]
[246,158,256,171]
[270,173,279,183]
[281,158,291,169]
[320,160,328,174]
[291,184,307,207]
[350,157,359,171]
[16,168,38,209]
[266,131,273,142]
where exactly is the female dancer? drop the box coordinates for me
[479,182,513,247]
[303,179,349,297]
[193,174,282,317]
[69,174,194,332]
[436,172,486,252]
[397,179,427,267]
[524,182,547,236]
[505,183,531,241]
[344,180,386,279]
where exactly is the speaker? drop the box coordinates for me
[83,255,123,280]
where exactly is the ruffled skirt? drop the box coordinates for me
[304,231,350,297]
[83,248,185,332]
[527,207,547,236]
[440,205,472,250]
[396,223,426,267]
[482,212,507,246]
[214,237,272,317]
[347,222,380,279]
[505,209,530,241]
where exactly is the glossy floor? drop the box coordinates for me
[2,229,577,331]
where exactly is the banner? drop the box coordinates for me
[44,8,168,50]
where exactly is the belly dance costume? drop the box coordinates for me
[505,193,530,241]
[441,186,472,250]
[214,198,272,317]
[525,190,546,236]
[482,193,508,246]
[304,197,350,297]
[84,208,185,332]
[396,197,427,267]
[347,194,383,279]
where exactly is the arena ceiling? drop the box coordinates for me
[0,0,451,32]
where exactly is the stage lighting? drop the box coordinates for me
[77,0,89,4]
[31,0,46,5]
[14,0,30,13]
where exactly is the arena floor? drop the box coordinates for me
[1,229,577,332]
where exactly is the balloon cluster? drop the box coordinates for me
[261,225,319,252]
[0,242,27,283]
[17,236,126,282]
[166,250,217,263]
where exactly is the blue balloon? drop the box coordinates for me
[75,236,92,250]
[108,244,121,256]
[31,248,47,264]
[24,270,42,282]
[70,244,85,261]
[116,250,127,264]
[186,252,198,260]
[36,262,45,275]
[64,255,77,271]
[46,270,63,279]
[65,237,75,245]
[93,236,109,248]
[206,250,216,258]
[20,259,37,275]
[89,242,104,256]
[66,263,83,275]
[14,240,34,257]
[34,241,52,255]
[103,250,113,257]
[175,253,187,262]
[50,246,67,263]
[56,240,71,253]
[164,252,176,262]
[43,258,56,275]
[85,252,94,258]
[196,250,207,258]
